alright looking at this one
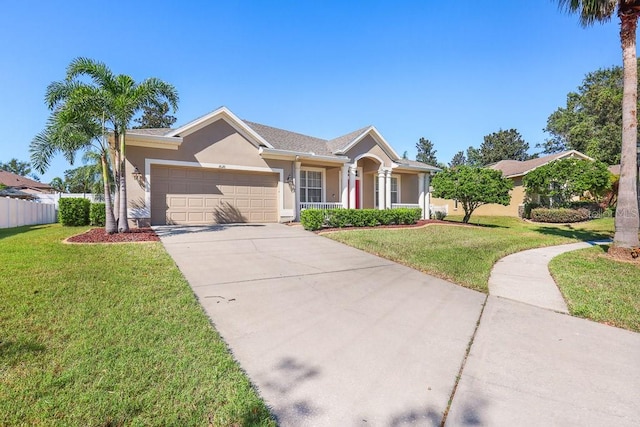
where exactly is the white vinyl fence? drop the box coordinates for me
[35,193,104,207]
[0,197,57,229]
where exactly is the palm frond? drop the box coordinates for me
[558,0,617,26]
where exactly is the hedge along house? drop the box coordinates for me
[431,150,593,217]
[122,107,440,226]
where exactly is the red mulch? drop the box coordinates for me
[66,228,160,243]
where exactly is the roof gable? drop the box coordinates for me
[331,126,401,161]
[165,107,273,149]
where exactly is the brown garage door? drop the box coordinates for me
[150,165,278,225]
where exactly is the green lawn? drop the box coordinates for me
[0,224,274,426]
[550,245,640,332]
[325,216,614,293]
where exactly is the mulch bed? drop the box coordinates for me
[605,246,640,264]
[66,228,160,243]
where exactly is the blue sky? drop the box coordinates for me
[0,0,622,183]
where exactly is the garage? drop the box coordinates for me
[150,165,279,225]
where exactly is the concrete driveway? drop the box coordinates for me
[156,223,485,426]
[157,223,640,426]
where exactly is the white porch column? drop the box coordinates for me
[384,168,392,209]
[425,172,432,218]
[418,172,426,219]
[348,165,357,209]
[377,169,386,210]
[341,164,349,209]
[294,161,301,220]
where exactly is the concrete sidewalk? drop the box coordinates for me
[488,241,609,312]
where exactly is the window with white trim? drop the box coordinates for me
[300,170,322,203]
[374,176,399,207]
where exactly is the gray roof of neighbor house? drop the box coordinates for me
[490,151,590,178]
[0,170,53,192]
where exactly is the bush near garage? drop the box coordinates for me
[300,208,422,231]
[58,198,90,226]
[89,202,106,226]
[530,207,591,223]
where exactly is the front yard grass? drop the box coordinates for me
[0,224,274,426]
[550,245,640,332]
[324,216,614,293]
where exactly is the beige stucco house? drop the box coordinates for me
[123,107,440,226]
[431,150,593,217]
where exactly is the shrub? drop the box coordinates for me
[530,207,590,223]
[89,203,106,226]
[300,209,325,231]
[58,198,90,226]
[326,209,350,228]
[432,210,447,220]
[300,208,422,230]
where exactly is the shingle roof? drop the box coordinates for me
[127,128,173,136]
[396,158,439,169]
[244,121,335,155]
[326,127,371,153]
[490,151,588,177]
[0,170,52,191]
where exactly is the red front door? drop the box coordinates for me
[355,180,361,209]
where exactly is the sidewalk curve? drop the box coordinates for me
[488,241,610,313]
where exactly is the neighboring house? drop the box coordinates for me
[0,170,54,196]
[123,106,440,226]
[431,150,593,217]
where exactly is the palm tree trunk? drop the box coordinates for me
[614,11,640,248]
[118,132,130,232]
[101,154,117,234]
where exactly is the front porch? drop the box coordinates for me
[293,155,436,220]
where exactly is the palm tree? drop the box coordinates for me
[559,0,640,249]
[30,109,118,233]
[46,58,178,232]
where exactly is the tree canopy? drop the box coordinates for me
[541,62,638,165]
[449,150,467,168]
[133,101,177,129]
[523,158,612,207]
[415,137,439,165]
[431,166,512,223]
[468,129,534,166]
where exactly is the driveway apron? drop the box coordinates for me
[156,223,485,426]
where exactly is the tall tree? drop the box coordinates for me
[50,177,65,192]
[133,101,177,129]
[0,158,38,180]
[474,129,533,165]
[449,151,467,168]
[559,0,639,249]
[416,137,439,165]
[46,57,178,232]
[542,63,635,164]
[31,109,118,233]
[431,166,513,223]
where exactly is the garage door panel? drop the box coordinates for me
[151,165,278,225]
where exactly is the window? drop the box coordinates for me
[300,170,322,203]
[374,176,399,207]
